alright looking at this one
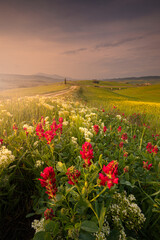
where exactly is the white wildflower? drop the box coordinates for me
[0,146,15,168]
[116,115,122,120]
[32,218,45,233]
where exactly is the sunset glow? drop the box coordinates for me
[0,0,160,79]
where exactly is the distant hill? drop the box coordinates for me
[36,73,67,80]
[102,76,160,84]
[0,73,66,91]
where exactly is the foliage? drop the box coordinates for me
[0,94,160,239]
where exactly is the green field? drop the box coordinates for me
[0,83,68,99]
[68,79,132,88]
[73,83,160,132]
[114,84,160,103]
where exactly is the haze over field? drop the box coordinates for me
[0,0,160,79]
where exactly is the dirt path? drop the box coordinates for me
[42,85,78,97]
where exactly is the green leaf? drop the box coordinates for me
[81,220,98,233]
[44,220,60,237]
[26,212,35,218]
[120,179,134,188]
[99,201,106,230]
[33,231,52,240]
[79,230,95,240]
[56,161,67,173]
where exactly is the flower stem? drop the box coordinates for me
[90,186,107,202]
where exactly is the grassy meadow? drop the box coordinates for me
[0,83,69,99]
[74,83,160,133]
[0,80,160,240]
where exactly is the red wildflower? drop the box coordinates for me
[59,117,63,124]
[119,141,124,148]
[146,142,158,154]
[123,151,128,157]
[133,135,136,139]
[44,130,56,144]
[123,166,129,173]
[44,208,55,220]
[93,125,99,134]
[143,161,152,170]
[121,133,128,141]
[50,119,58,131]
[152,145,158,154]
[23,127,29,136]
[66,166,81,185]
[99,160,119,189]
[36,123,44,139]
[80,142,94,168]
[0,138,3,145]
[38,167,57,199]
[117,126,122,132]
[102,109,105,112]
[146,142,153,153]
[103,126,107,133]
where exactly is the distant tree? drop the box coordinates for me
[64,78,66,84]
[92,80,99,84]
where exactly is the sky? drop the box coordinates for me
[0,0,160,79]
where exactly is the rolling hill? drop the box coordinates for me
[0,73,66,91]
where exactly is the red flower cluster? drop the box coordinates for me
[123,151,128,157]
[143,161,152,170]
[0,138,3,145]
[51,118,63,134]
[119,141,124,148]
[146,142,158,154]
[39,167,57,199]
[66,166,81,185]
[121,133,128,141]
[36,123,44,139]
[103,126,107,133]
[80,142,94,167]
[117,126,122,132]
[44,130,56,144]
[36,117,63,144]
[44,208,55,220]
[93,125,99,134]
[99,160,119,189]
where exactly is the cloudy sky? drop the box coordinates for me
[0,0,160,79]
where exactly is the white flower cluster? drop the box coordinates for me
[109,192,146,231]
[35,160,44,168]
[0,146,15,168]
[94,231,106,240]
[32,218,45,233]
[71,137,78,145]
[119,228,126,240]
[116,115,122,120]
[79,127,93,141]
[94,217,110,240]
[42,103,54,110]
